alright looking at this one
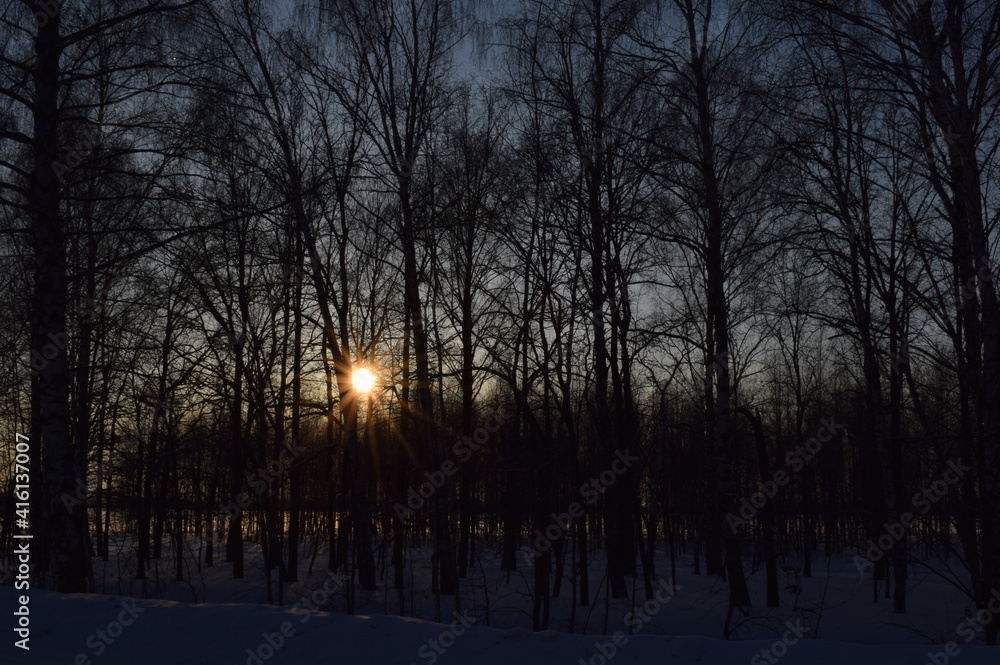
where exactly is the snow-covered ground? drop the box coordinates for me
[2,542,996,664]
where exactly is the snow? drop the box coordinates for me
[2,545,997,664]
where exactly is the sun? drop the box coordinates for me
[352,367,377,395]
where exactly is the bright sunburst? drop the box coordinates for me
[352,367,377,395]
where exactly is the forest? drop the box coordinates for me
[0,0,998,656]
